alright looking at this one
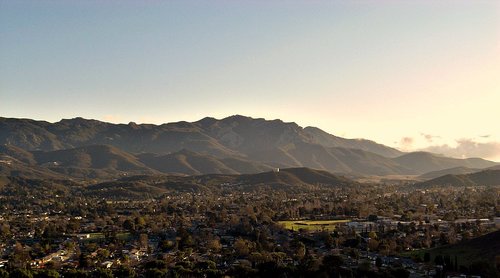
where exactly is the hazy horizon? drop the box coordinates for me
[1,1,499,161]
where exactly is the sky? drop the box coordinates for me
[1,0,499,161]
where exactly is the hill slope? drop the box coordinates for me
[419,167,480,180]
[393,152,497,174]
[428,230,500,270]
[414,169,500,187]
[138,149,274,175]
[304,126,402,158]
[86,167,357,198]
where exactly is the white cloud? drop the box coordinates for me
[420,139,500,161]
[399,137,414,151]
[420,133,440,143]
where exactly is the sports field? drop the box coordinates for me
[278,219,350,232]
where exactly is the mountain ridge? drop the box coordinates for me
[0,116,497,177]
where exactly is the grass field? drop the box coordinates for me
[278,219,350,232]
[86,232,131,240]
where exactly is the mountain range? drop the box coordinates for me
[0,116,497,179]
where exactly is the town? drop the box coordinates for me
[0,177,498,277]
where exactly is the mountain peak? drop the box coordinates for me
[222,115,256,122]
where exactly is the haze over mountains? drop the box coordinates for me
[0,115,497,180]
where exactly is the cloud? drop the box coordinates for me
[421,139,500,161]
[479,134,491,138]
[399,137,414,151]
[420,133,440,143]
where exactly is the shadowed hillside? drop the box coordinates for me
[84,167,357,198]
[419,167,480,180]
[427,230,500,271]
[138,149,274,175]
[394,152,497,174]
[414,169,500,187]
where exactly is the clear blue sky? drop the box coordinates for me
[1,1,499,160]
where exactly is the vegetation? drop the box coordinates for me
[278,219,350,232]
[0,172,498,277]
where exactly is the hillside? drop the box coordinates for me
[32,145,147,170]
[393,152,497,174]
[419,167,480,180]
[427,230,500,269]
[304,126,402,158]
[237,167,353,186]
[414,169,500,187]
[85,167,357,198]
[0,159,64,180]
[138,149,273,175]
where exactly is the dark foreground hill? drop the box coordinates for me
[426,230,500,275]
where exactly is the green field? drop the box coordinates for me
[278,219,350,232]
[86,232,131,241]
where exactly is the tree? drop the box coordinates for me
[113,266,136,278]
[292,241,306,260]
[9,269,32,278]
[135,217,146,230]
[434,255,444,266]
[234,238,251,257]
[468,260,499,278]
[63,270,88,278]
[206,239,222,253]
[423,252,430,263]
[97,249,110,261]
[368,231,377,239]
[122,219,135,231]
[92,268,113,278]
[34,270,59,278]
[10,242,30,269]
[321,255,344,278]
[144,269,165,278]
[389,267,410,278]
[368,239,379,251]
[139,234,149,250]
